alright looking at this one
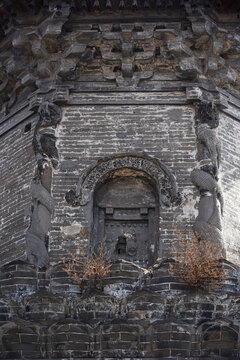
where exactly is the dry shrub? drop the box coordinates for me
[169,231,226,290]
[62,229,112,290]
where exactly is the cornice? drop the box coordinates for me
[0,84,239,138]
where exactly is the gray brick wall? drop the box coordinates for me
[0,99,239,269]
[49,101,197,263]
[0,114,37,265]
[218,112,240,265]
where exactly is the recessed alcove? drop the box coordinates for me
[92,169,159,267]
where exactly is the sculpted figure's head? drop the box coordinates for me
[195,101,219,128]
[38,102,62,127]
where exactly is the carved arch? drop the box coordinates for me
[67,153,179,207]
[65,154,181,267]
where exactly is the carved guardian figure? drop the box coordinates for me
[196,123,221,174]
[33,101,62,169]
[191,101,225,257]
[26,101,62,267]
[191,169,224,253]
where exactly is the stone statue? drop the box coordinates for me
[26,101,61,267]
[33,101,62,169]
[196,123,221,175]
[191,101,225,257]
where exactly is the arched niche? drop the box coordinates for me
[66,154,179,267]
[67,154,178,207]
[92,168,159,266]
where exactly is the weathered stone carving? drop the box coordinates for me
[191,101,224,255]
[101,25,154,84]
[33,102,62,169]
[66,154,180,207]
[191,169,223,213]
[195,101,219,128]
[26,101,62,267]
[196,123,221,175]
[66,154,180,267]
[191,169,223,251]
[0,11,239,115]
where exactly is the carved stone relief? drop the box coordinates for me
[66,154,180,266]
[191,101,224,255]
[26,101,62,267]
[66,154,180,208]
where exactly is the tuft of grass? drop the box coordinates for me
[169,231,226,290]
[62,228,111,290]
